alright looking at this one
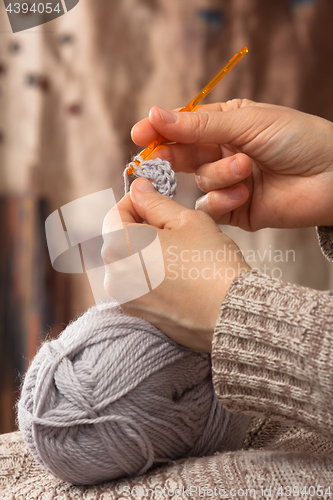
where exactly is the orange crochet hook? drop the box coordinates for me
[126,46,248,175]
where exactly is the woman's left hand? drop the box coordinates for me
[102,178,251,353]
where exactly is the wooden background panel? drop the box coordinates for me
[0,197,69,434]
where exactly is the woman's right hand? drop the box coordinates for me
[132,100,333,231]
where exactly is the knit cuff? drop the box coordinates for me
[211,270,333,438]
[317,226,333,262]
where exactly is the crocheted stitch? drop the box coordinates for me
[124,156,177,197]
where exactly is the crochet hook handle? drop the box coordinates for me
[127,46,248,174]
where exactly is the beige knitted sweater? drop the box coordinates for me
[1,227,333,499]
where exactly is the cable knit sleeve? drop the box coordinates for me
[211,226,333,440]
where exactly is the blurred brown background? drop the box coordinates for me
[1,0,333,434]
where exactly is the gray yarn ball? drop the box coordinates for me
[17,300,230,485]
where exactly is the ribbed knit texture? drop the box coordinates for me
[212,269,333,438]
[17,300,231,485]
[123,156,177,197]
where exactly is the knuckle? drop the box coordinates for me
[198,112,211,140]
[144,196,168,215]
[222,98,253,111]
[101,242,112,263]
[177,209,196,227]
[101,244,107,262]
[222,99,239,111]
[102,205,122,233]
[179,207,211,227]
[195,208,212,224]
[191,111,210,141]
[101,229,129,264]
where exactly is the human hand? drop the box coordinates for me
[102,178,251,353]
[131,99,333,231]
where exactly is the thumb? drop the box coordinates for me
[130,177,189,229]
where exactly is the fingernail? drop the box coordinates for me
[195,174,203,191]
[133,177,156,193]
[230,158,240,175]
[229,186,241,200]
[157,107,178,124]
[195,196,207,211]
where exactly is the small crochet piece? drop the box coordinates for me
[124,155,177,197]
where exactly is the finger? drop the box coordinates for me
[148,143,222,173]
[148,141,241,174]
[131,99,261,144]
[192,99,264,113]
[147,105,275,147]
[130,177,221,233]
[195,153,253,192]
[131,106,186,147]
[131,117,160,147]
[129,177,194,230]
[195,183,250,220]
[186,99,254,113]
[130,100,255,147]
